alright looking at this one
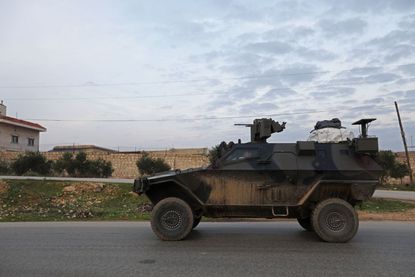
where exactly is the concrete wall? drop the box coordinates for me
[0,148,210,178]
[0,123,40,152]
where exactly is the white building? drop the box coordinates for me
[0,102,46,152]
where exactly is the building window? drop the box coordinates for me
[28,138,35,146]
[11,135,19,144]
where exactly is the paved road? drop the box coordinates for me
[373,190,415,201]
[0,222,414,277]
[2,175,415,201]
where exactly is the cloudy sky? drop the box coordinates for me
[1,0,414,151]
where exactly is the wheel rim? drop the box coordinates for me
[161,210,183,230]
[325,211,346,232]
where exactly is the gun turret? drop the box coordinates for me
[235,118,286,143]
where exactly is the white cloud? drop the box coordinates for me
[0,0,414,151]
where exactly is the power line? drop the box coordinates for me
[26,111,326,122]
[0,70,329,89]
[24,107,392,123]
[3,78,411,102]
[3,87,292,101]
[2,62,413,91]
[2,91,240,101]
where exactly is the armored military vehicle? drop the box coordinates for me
[133,118,382,242]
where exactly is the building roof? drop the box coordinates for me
[0,115,46,132]
[50,145,115,152]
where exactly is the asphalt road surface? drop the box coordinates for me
[373,190,415,201]
[1,222,414,277]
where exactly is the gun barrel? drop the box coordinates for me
[234,123,253,126]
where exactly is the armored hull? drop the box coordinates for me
[133,118,382,242]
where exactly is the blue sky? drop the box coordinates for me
[0,0,414,151]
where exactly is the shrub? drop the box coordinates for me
[0,160,11,175]
[376,150,410,185]
[208,141,234,166]
[136,152,171,176]
[208,145,221,165]
[87,159,113,178]
[54,152,75,175]
[54,152,113,178]
[390,162,410,185]
[11,152,52,176]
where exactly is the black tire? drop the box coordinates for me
[192,216,201,229]
[151,197,194,241]
[312,198,359,243]
[297,217,313,232]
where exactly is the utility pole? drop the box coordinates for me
[395,101,413,185]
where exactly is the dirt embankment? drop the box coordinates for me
[0,180,148,221]
[358,209,415,221]
[0,181,9,194]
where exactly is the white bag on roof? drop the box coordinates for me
[308,128,354,143]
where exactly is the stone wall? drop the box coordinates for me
[395,151,415,169]
[0,148,210,179]
[1,149,413,181]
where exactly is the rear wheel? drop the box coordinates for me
[312,198,358,243]
[151,197,194,241]
[297,217,313,232]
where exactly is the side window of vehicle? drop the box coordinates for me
[226,149,259,161]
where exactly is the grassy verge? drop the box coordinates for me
[0,179,150,222]
[357,198,415,213]
[1,179,415,222]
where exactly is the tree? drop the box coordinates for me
[54,152,76,175]
[208,145,221,165]
[11,152,52,176]
[208,141,234,166]
[0,160,11,175]
[136,152,171,176]
[376,151,395,185]
[376,150,410,185]
[54,152,113,178]
[390,163,410,185]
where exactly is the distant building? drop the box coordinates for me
[50,145,116,153]
[0,101,47,152]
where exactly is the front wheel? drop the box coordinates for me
[151,197,194,241]
[297,217,313,232]
[192,216,202,229]
[312,198,358,243]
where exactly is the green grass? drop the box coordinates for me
[0,180,150,222]
[358,198,415,213]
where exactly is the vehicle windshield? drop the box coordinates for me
[225,148,259,161]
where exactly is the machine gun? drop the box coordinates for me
[235,118,286,143]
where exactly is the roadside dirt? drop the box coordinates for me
[358,209,415,221]
[0,181,8,194]
[63,182,105,194]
